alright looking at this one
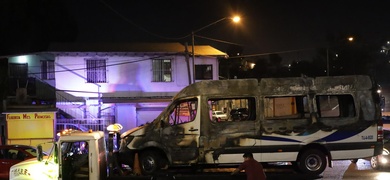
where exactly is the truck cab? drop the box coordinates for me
[9,130,107,180]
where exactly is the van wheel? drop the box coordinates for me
[139,151,163,175]
[297,149,327,175]
[371,156,381,170]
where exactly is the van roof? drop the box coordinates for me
[174,75,375,98]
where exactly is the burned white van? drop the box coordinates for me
[119,75,383,175]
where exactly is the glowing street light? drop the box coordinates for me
[191,16,240,84]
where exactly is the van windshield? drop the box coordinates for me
[167,98,198,125]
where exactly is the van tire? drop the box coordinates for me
[139,150,163,175]
[370,156,381,170]
[297,149,327,175]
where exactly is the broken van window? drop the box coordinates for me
[264,96,309,119]
[168,98,198,125]
[208,97,256,122]
[316,95,356,118]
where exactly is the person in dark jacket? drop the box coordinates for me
[231,152,266,180]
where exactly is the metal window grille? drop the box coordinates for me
[41,60,55,80]
[9,63,28,78]
[86,59,107,83]
[152,59,172,82]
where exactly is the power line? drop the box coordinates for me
[195,35,243,46]
[228,48,317,59]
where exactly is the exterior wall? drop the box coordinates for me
[116,104,136,131]
[55,53,219,130]
[8,54,56,88]
[194,56,219,83]
[55,54,220,97]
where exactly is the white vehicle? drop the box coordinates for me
[212,111,227,121]
[119,75,383,176]
[9,130,108,180]
[8,75,384,179]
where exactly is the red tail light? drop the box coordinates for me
[378,118,383,142]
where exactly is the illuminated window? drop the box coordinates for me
[41,60,55,80]
[195,64,212,80]
[86,59,107,83]
[152,59,172,82]
[9,63,27,78]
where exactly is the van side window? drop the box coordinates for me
[264,96,309,119]
[208,97,256,122]
[169,98,198,125]
[316,95,356,118]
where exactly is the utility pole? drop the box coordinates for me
[184,43,192,85]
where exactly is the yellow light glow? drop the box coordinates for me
[348,37,354,42]
[107,123,123,132]
[249,63,256,69]
[232,16,241,23]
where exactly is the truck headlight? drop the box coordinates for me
[383,148,389,155]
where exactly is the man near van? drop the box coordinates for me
[231,152,267,180]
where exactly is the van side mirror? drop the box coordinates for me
[37,145,43,161]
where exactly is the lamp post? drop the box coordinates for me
[191,16,240,84]
[326,36,354,76]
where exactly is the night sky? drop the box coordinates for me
[2,0,390,59]
[62,0,390,56]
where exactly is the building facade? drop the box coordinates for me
[1,42,227,139]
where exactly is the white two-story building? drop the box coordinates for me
[2,42,227,133]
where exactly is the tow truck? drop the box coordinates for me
[8,124,146,180]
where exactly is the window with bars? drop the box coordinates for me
[9,63,28,78]
[152,59,172,82]
[86,59,107,83]
[195,64,213,80]
[41,60,55,80]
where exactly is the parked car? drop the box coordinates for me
[0,145,48,179]
[351,129,390,170]
[370,129,390,170]
[230,108,249,121]
[212,110,227,121]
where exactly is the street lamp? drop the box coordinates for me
[191,16,240,83]
[326,36,354,76]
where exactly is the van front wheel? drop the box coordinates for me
[297,149,327,175]
[139,151,162,175]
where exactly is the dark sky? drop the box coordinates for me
[2,0,390,59]
[60,0,390,57]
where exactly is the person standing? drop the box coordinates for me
[231,152,266,180]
